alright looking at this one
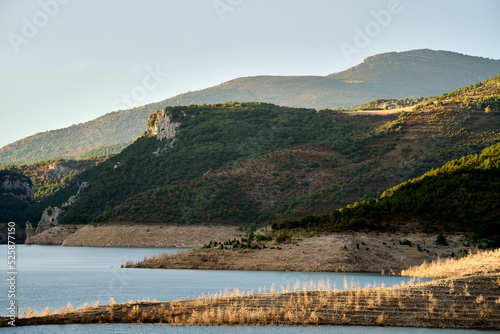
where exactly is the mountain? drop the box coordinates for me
[49,102,386,224]
[15,75,496,227]
[2,49,499,167]
[89,75,500,227]
[171,49,500,108]
[329,49,499,96]
[3,74,500,241]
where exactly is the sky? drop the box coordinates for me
[1,0,499,148]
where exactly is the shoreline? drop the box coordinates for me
[127,231,475,274]
[3,273,499,329]
[26,223,244,248]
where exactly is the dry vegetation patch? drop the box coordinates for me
[4,274,500,329]
[402,248,500,278]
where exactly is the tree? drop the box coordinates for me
[436,233,448,246]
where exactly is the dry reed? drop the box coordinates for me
[401,248,500,278]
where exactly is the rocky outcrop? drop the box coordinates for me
[62,181,89,207]
[28,182,89,242]
[152,138,177,156]
[146,110,181,140]
[36,206,65,232]
[1,173,34,203]
[25,221,35,243]
[47,163,72,176]
[146,109,182,155]
[26,225,82,245]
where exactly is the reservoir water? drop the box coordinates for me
[0,245,490,333]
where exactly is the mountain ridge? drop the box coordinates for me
[1,49,499,167]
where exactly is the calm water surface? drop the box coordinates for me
[1,245,423,315]
[0,245,488,333]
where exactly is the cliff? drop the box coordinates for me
[0,172,34,204]
[146,110,181,140]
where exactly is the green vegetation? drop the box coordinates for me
[417,74,500,112]
[0,170,33,224]
[357,99,396,110]
[95,177,259,225]
[64,102,380,224]
[268,75,500,221]
[6,73,500,234]
[2,50,499,167]
[274,143,500,246]
[436,233,448,246]
[2,158,103,200]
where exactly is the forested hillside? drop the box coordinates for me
[98,76,500,228]
[5,75,500,235]
[57,102,385,223]
[3,158,104,200]
[0,170,33,224]
[276,143,500,246]
[2,49,499,167]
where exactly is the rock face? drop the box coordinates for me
[62,181,89,207]
[1,173,34,203]
[146,110,181,140]
[25,221,35,243]
[47,163,72,176]
[36,206,65,231]
[32,182,89,237]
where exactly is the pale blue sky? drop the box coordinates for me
[1,0,499,148]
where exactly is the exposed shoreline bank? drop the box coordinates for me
[128,231,474,274]
[3,273,499,329]
[27,223,244,248]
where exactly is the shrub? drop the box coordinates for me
[276,230,289,243]
[436,233,448,246]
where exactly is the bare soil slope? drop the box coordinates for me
[61,224,242,248]
[129,232,473,273]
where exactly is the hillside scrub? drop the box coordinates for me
[275,143,500,245]
[57,102,388,224]
[8,75,500,229]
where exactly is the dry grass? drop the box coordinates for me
[8,273,500,330]
[401,248,500,278]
